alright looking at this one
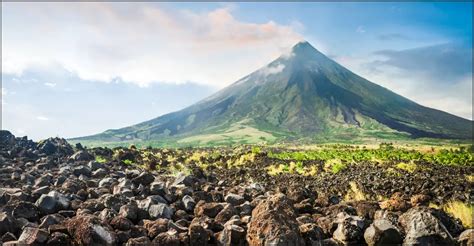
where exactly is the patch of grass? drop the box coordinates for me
[95,156,107,164]
[267,164,287,176]
[344,181,367,201]
[323,159,347,174]
[288,161,305,175]
[251,146,262,154]
[465,174,474,183]
[443,201,473,229]
[228,152,256,167]
[266,161,318,176]
[396,161,417,173]
[123,159,133,165]
[170,163,192,176]
[385,167,402,177]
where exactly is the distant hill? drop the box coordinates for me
[72,41,473,146]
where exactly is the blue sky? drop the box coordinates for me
[1,2,472,140]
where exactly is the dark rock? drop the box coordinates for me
[125,236,152,246]
[39,214,65,229]
[399,207,454,245]
[66,215,116,245]
[0,232,17,243]
[143,219,169,238]
[149,203,174,220]
[194,201,224,218]
[119,204,138,221]
[47,191,70,210]
[218,224,246,246]
[0,212,14,236]
[364,219,402,246]
[150,182,166,196]
[215,204,237,225]
[73,165,92,177]
[13,201,39,221]
[110,216,133,231]
[18,227,49,244]
[153,230,180,246]
[88,161,104,171]
[247,193,304,246]
[299,223,324,246]
[379,192,411,212]
[332,212,366,244]
[182,195,196,212]
[347,201,380,220]
[173,173,196,187]
[189,218,210,246]
[0,130,16,147]
[36,194,58,214]
[70,150,94,161]
[132,172,155,186]
[224,193,245,206]
[46,232,70,245]
[410,194,431,207]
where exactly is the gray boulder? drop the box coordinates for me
[332,212,366,244]
[225,193,245,206]
[36,194,58,214]
[399,207,454,245]
[364,219,402,246]
[149,204,174,220]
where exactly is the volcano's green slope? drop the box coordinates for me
[73,41,473,146]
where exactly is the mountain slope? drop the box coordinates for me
[74,41,473,145]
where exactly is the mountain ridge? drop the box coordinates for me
[73,41,473,146]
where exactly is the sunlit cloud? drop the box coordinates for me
[2,2,302,87]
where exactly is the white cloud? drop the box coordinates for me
[262,64,285,76]
[1,88,6,95]
[36,116,49,121]
[44,82,57,88]
[2,3,302,87]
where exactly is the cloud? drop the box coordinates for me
[2,3,302,87]
[1,88,6,95]
[44,82,57,88]
[371,43,472,84]
[262,64,285,76]
[356,26,366,33]
[335,42,473,120]
[36,116,49,121]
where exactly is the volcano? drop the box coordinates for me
[74,41,473,145]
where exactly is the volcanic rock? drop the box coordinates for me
[247,193,304,246]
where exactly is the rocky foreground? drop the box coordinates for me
[0,130,473,245]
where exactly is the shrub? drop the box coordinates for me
[95,156,107,164]
[443,201,473,229]
[344,181,366,201]
[396,162,417,173]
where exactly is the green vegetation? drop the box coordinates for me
[268,143,473,166]
[396,162,418,173]
[95,155,107,164]
[122,159,133,165]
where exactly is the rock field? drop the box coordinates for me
[0,130,473,245]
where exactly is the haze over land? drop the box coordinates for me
[1,2,472,140]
